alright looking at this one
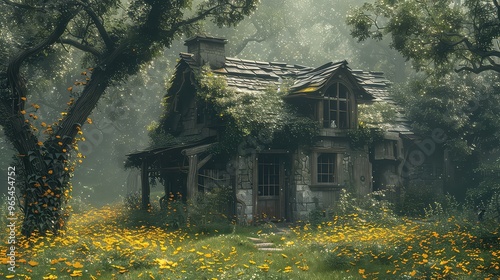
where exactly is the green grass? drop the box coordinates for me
[1,200,499,280]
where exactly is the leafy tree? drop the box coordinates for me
[0,0,257,236]
[347,0,500,75]
[202,0,411,82]
[392,72,500,197]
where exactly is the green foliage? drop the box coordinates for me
[392,72,500,195]
[333,189,397,225]
[195,67,319,156]
[272,113,320,150]
[161,193,188,229]
[1,0,258,237]
[124,192,142,211]
[358,102,397,127]
[423,194,461,220]
[348,0,500,75]
[122,192,188,229]
[396,185,440,217]
[467,159,500,220]
[346,123,383,150]
[187,186,234,233]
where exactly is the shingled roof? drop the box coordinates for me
[177,52,413,136]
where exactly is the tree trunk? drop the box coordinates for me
[20,151,71,236]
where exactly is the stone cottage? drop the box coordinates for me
[127,35,445,222]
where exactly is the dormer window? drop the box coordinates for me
[323,82,352,129]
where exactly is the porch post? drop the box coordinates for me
[186,154,198,199]
[141,158,150,210]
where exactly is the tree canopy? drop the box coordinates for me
[0,0,257,236]
[347,0,500,75]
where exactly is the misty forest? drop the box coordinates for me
[1,0,500,279]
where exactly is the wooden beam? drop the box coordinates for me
[141,159,150,210]
[186,154,198,199]
[183,143,213,156]
[197,154,213,170]
[147,167,188,172]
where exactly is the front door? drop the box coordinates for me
[256,154,285,221]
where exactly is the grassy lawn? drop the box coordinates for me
[1,200,499,279]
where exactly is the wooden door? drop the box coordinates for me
[256,154,285,220]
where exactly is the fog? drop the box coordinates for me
[1,0,410,206]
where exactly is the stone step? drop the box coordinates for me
[247,237,266,243]
[254,243,275,248]
[258,247,283,251]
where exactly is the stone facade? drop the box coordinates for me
[235,155,255,222]
[291,150,314,219]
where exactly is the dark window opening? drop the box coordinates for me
[258,156,280,196]
[323,83,351,129]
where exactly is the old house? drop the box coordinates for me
[127,35,445,222]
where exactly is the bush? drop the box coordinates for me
[188,186,234,233]
[121,191,187,229]
[124,191,142,210]
[332,189,397,225]
[395,185,441,217]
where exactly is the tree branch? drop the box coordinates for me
[233,35,266,56]
[58,38,101,57]
[455,64,500,73]
[462,37,500,58]
[493,0,500,21]
[7,10,79,112]
[1,0,46,12]
[79,3,114,50]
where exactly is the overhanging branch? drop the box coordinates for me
[7,10,79,111]
[58,38,101,57]
[2,0,46,11]
[79,3,114,50]
[455,64,500,73]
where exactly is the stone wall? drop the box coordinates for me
[291,149,315,219]
[235,155,254,222]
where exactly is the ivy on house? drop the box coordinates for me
[347,123,383,150]
[197,67,319,156]
[147,66,320,159]
[346,103,391,150]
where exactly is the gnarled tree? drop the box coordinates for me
[0,0,257,236]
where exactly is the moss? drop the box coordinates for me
[149,66,319,158]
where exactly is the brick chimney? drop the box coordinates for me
[184,35,227,69]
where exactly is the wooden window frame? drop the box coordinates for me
[311,151,343,186]
[321,82,354,129]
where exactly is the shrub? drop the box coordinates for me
[121,191,187,229]
[395,185,441,217]
[123,191,142,210]
[332,189,397,225]
[188,186,234,233]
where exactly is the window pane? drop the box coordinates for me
[339,100,347,111]
[317,153,336,183]
[323,83,350,129]
[339,112,348,128]
[339,84,349,99]
[258,155,280,197]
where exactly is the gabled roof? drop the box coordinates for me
[175,53,413,136]
[288,61,357,94]
[207,54,311,93]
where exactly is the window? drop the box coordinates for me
[316,153,336,184]
[258,155,280,196]
[323,83,351,128]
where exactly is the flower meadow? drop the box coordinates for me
[0,200,499,279]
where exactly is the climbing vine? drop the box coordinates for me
[347,122,383,150]
[197,67,319,156]
[145,67,320,160]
